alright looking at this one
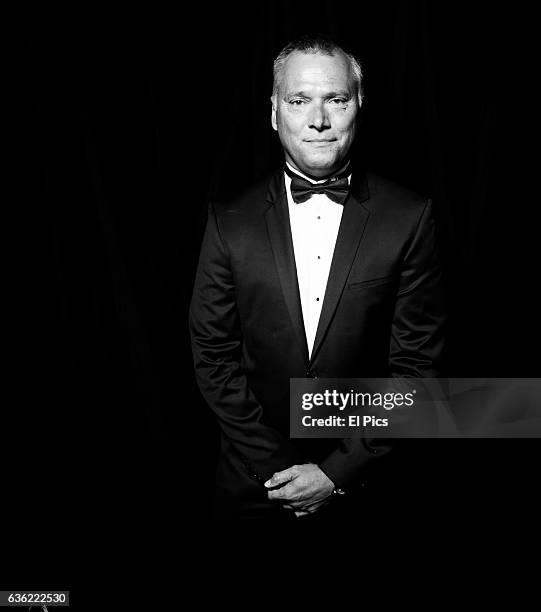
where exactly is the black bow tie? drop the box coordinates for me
[285,165,350,204]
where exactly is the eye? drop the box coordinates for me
[330,98,347,105]
[288,99,306,106]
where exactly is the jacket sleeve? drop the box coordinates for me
[318,198,446,488]
[189,203,302,484]
[388,198,445,378]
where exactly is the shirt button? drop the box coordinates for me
[316,297,320,301]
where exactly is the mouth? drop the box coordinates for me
[304,139,337,146]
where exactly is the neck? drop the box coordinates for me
[285,160,351,183]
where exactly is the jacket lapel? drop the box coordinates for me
[264,171,310,365]
[309,171,371,364]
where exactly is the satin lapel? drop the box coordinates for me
[264,171,310,366]
[310,173,371,364]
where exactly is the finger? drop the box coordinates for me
[282,497,312,509]
[295,496,331,513]
[282,492,319,508]
[267,483,297,501]
[281,498,310,510]
[295,510,310,518]
[305,502,325,513]
[264,466,298,489]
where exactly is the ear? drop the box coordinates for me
[270,95,278,131]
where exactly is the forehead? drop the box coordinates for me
[280,50,354,93]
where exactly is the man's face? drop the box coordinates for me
[271,50,360,178]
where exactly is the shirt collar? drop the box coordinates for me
[284,161,351,185]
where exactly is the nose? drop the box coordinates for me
[308,102,330,131]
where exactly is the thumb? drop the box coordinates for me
[264,467,297,488]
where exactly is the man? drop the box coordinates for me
[189,35,445,520]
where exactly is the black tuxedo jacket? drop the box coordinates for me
[189,167,445,518]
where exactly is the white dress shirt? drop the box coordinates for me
[285,162,351,359]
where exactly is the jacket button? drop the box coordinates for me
[306,370,318,378]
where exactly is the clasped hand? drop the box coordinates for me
[264,463,334,517]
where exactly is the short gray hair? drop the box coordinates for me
[272,34,363,104]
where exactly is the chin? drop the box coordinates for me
[303,157,340,175]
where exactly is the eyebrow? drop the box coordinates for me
[284,90,352,99]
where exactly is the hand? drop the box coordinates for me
[264,463,335,517]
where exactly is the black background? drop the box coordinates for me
[9,0,540,576]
